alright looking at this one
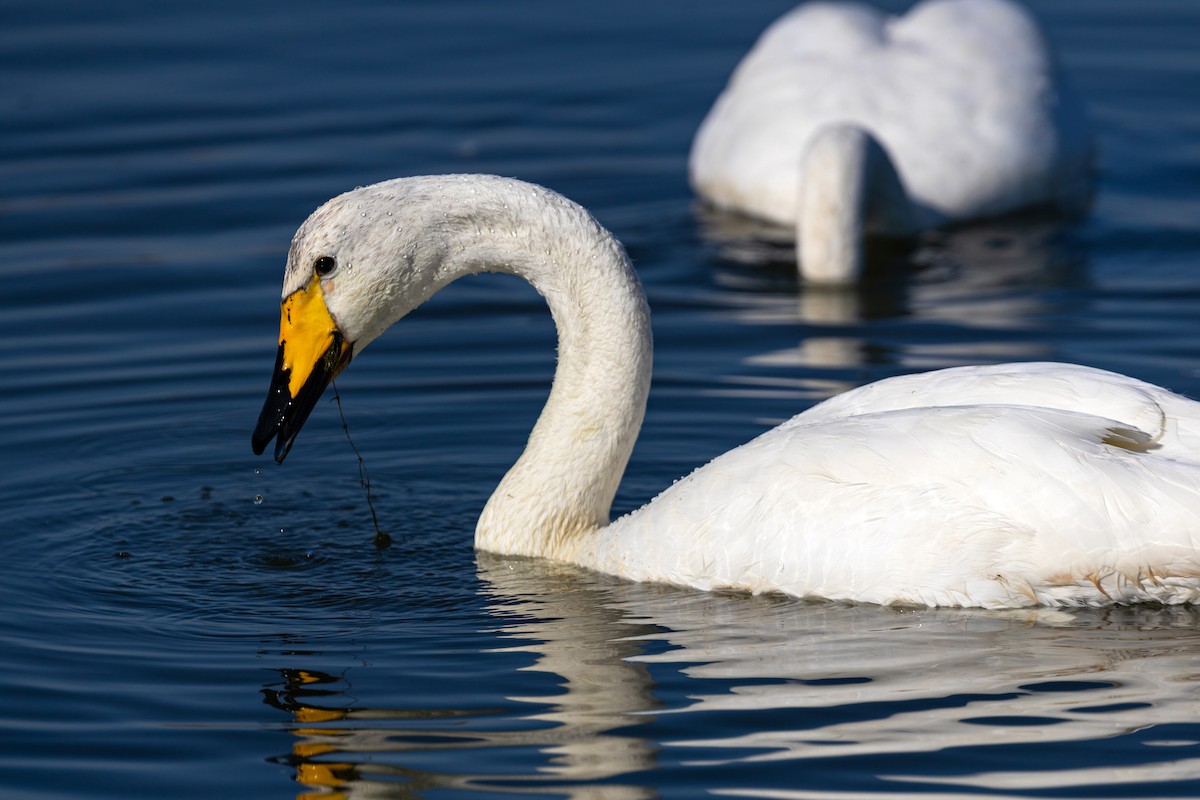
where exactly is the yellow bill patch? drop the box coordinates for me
[279,273,339,397]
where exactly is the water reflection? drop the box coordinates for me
[272,555,1200,798]
[268,559,662,799]
[906,216,1090,335]
[698,204,1088,324]
[698,205,1089,401]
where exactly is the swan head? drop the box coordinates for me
[251,177,464,462]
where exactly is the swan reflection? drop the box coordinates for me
[274,555,1200,798]
[699,205,1087,400]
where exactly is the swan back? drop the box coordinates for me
[794,362,1200,448]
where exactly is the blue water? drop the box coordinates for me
[4,0,1200,797]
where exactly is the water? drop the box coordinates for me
[4,0,1200,796]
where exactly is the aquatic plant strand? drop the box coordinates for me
[332,382,392,548]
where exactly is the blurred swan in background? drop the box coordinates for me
[689,0,1094,283]
[252,175,1200,610]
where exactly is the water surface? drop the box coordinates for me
[4,0,1200,797]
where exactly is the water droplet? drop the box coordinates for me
[253,494,264,505]
[254,468,260,476]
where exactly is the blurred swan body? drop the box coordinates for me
[689,0,1094,282]
[252,175,1200,610]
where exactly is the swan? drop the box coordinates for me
[689,0,1094,283]
[252,175,1200,609]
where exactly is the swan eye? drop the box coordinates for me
[314,256,337,277]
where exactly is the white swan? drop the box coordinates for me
[689,0,1094,283]
[253,175,1200,609]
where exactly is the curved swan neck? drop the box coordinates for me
[429,180,653,560]
[795,124,917,283]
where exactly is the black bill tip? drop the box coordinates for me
[251,335,352,463]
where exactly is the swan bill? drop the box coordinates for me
[251,275,353,463]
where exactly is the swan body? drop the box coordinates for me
[253,175,1200,609]
[689,0,1094,282]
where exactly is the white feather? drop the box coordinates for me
[278,175,1200,609]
